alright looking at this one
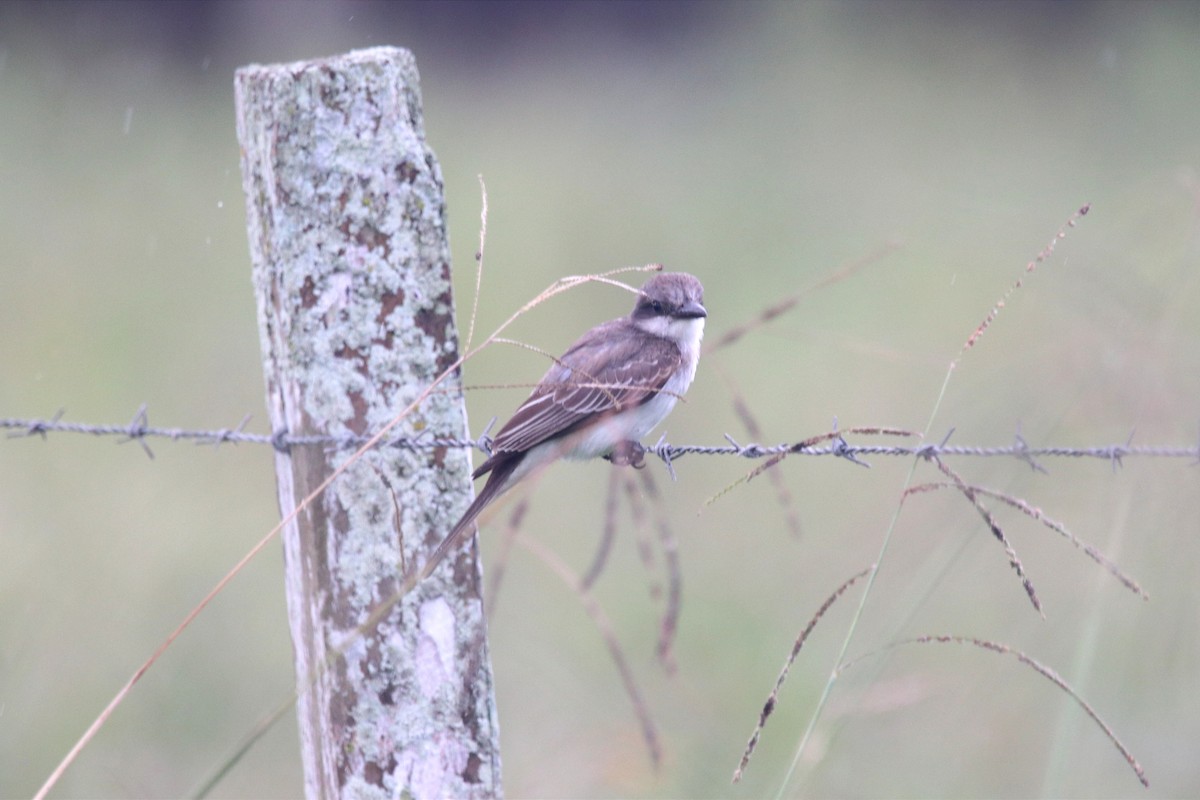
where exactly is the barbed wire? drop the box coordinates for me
[3,406,1198,475]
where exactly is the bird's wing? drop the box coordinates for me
[480,321,681,464]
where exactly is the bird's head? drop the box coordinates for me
[631,272,706,346]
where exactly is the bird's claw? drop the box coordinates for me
[606,440,646,469]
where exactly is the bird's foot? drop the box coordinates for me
[606,440,646,469]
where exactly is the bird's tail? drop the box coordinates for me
[412,455,520,585]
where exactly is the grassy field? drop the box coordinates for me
[2,2,1198,797]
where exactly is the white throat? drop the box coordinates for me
[637,314,705,355]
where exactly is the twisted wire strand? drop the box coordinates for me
[3,410,1197,466]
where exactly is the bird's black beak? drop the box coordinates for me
[677,300,707,319]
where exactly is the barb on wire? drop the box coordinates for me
[118,404,155,459]
[208,413,253,449]
[3,411,1200,466]
[1012,422,1049,474]
[827,418,872,469]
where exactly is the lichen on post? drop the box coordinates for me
[235,47,501,799]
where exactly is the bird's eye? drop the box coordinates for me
[650,300,664,314]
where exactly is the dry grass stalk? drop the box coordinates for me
[838,634,1148,788]
[733,566,876,783]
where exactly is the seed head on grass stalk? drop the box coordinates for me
[733,566,876,783]
[838,635,1148,789]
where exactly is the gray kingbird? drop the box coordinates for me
[421,271,707,580]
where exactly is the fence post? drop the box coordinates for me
[234,47,502,798]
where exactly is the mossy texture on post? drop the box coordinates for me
[235,47,501,799]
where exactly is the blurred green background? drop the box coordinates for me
[2,1,1198,797]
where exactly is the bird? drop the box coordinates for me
[418,271,707,582]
